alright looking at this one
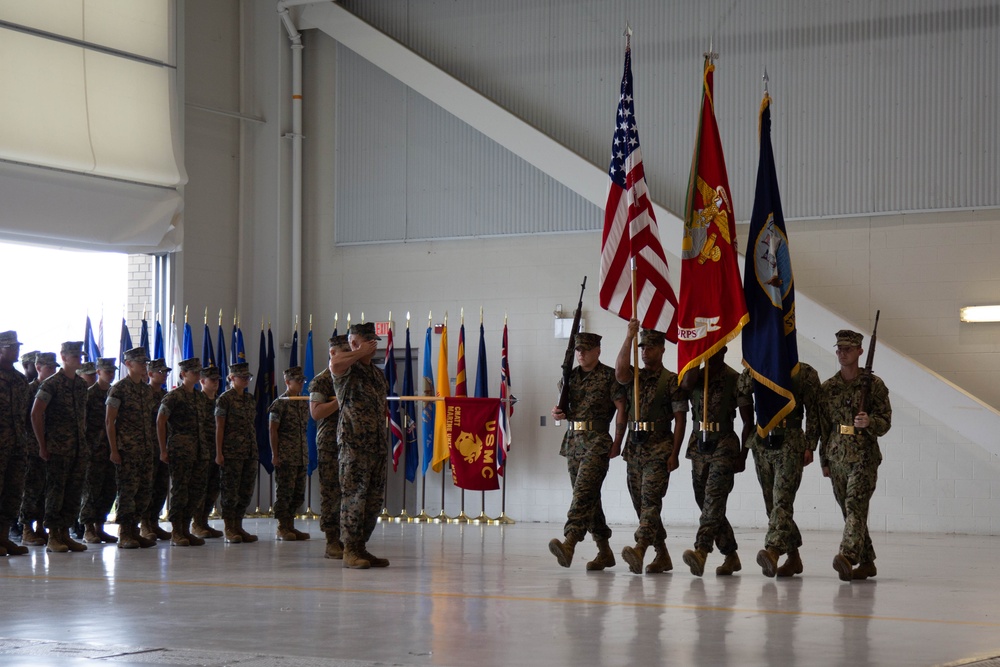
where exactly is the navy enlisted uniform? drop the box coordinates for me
[548,332,627,570]
[0,331,30,557]
[332,322,390,569]
[31,341,89,553]
[820,329,891,582]
[615,323,688,575]
[310,334,347,558]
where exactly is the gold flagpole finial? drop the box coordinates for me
[480,305,484,325]
[444,311,448,327]
[219,309,223,327]
[460,307,464,325]
[142,307,147,320]
[184,305,188,323]
[309,314,313,331]
[704,36,718,63]
[407,311,411,329]
[334,313,338,332]
[428,311,432,328]
[504,311,508,326]
[171,305,175,324]
[347,313,352,328]
[204,307,208,325]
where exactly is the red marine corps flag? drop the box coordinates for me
[445,396,501,491]
[677,54,748,381]
[599,36,678,340]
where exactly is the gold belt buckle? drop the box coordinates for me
[839,424,856,435]
[699,421,720,432]
[569,421,591,431]
[631,421,656,432]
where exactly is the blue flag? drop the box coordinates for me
[84,316,101,363]
[216,323,229,392]
[139,318,150,359]
[420,325,435,476]
[290,329,299,367]
[474,322,489,398]
[118,318,132,374]
[303,329,318,475]
[742,94,798,437]
[182,322,194,360]
[402,326,418,482]
[254,328,274,473]
[153,320,163,360]
[202,323,215,366]
[385,328,403,472]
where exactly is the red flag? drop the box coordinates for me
[445,396,501,491]
[599,43,678,340]
[454,323,467,397]
[677,57,748,381]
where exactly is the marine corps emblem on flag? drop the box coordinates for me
[445,396,501,490]
[683,177,735,265]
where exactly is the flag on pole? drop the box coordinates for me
[384,327,404,472]
[216,319,229,392]
[84,316,101,362]
[169,317,182,388]
[153,319,163,360]
[253,327,274,473]
[290,329,299,367]
[421,324,435,476]
[677,56,749,381]
[402,325,419,482]
[431,322,451,473]
[474,322,489,399]
[202,322,215,366]
[445,396,501,491]
[233,322,246,364]
[97,313,104,356]
[599,42,678,340]
[118,318,133,375]
[742,93,798,437]
[182,320,194,360]
[267,326,277,404]
[497,321,512,475]
[454,323,467,398]
[140,318,150,359]
[303,327,318,475]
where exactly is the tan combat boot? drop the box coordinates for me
[61,527,88,552]
[117,523,139,549]
[548,534,579,568]
[716,551,741,576]
[236,518,258,543]
[342,544,371,569]
[191,512,223,539]
[135,523,157,548]
[223,518,243,543]
[94,522,118,544]
[586,538,616,571]
[147,519,172,541]
[22,523,46,547]
[832,553,854,582]
[757,546,780,578]
[275,518,298,541]
[361,546,390,568]
[324,532,344,559]
[646,541,673,574]
[46,526,69,553]
[289,521,311,540]
[182,518,205,546]
[852,561,877,580]
[0,522,27,556]
[83,522,101,544]
[776,550,804,577]
[682,548,708,576]
[170,522,190,546]
[621,540,648,574]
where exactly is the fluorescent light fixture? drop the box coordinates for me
[959,306,1000,322]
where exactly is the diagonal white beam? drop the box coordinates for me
[301,1,1000,454]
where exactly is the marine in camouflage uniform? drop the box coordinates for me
[19,352,55,546]
[615,322,688,575]
[158,357,208,547]
[79,358,119,544]
[332,322,389,569]
[820,329,891,582]
[310,335,346,558]
[9,350,38,544]
[269,366,310,541]
[0,331,30,556]
[31,341,89,553]
[548,332,627,570]
[215,361,259,543]
[107,347,159,549]
[191,365,223,539]
[142,359,172,541]
[680,348,754,577]
[739,363,821,578]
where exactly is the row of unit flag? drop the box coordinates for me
[597,37,798,441]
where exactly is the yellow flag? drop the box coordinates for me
[431,324,451,472]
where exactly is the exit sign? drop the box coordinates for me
[374,321,393,337]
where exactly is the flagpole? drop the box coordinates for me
[413,311,434,524]
[398,312,415,522]
[379,312,395,523]
[434,312,452,524]
[300,313,320,521]
[496,312,515,525]
[450,309,471,525]
[630,258,641,422]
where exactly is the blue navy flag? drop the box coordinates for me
[183,321,194,360]
[202,323,215,366]
[420,325,435,476]
[153,320,163,360]
[216,322,229,392]
[474,322,489,399]
[254,328,274,473]
[84,316,101,363]
[401,326,419,482]
[303,329,318,475]
[384,328,403,472]
[290,329,299,368]
[118,318,132,376]
[139,318,150,359]
[742,94,798,437]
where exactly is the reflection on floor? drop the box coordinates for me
[1,520,998,667]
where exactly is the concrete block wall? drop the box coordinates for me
[127,254,154,338]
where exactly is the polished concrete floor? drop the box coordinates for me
[1,519,999,667]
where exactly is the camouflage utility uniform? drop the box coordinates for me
[334,361,388,553]
[0,365,29,541]
[216,386,257,521]
[79,380,116,527]
[820,370,891,566]
[197,390,220,520]
[145,385,169,527]
[19,378,45,530]
[35,371,88,531]
[558,362,624,544]
[159,386,208,524]
[268,390,308,520]
[622,365,687,548]
[107,376,158,526]
[686,364,742,558]
[740,363,821,563]
[310,368,340,538]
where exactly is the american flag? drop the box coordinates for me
[599,44,678,340]
[384,327,404,471]
[497,322,512,475]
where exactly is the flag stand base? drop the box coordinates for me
[495,512,516,525]
[471,511,494,525]
[296,507,319,520]
[246,506,268,519]
[432,510,452,523]
[394,509,413,523]
[449,511,471,524]
[412,511,433,523]
[377,507,394,523]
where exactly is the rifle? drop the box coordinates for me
[556,276,587,415]
[856,309,881,415]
